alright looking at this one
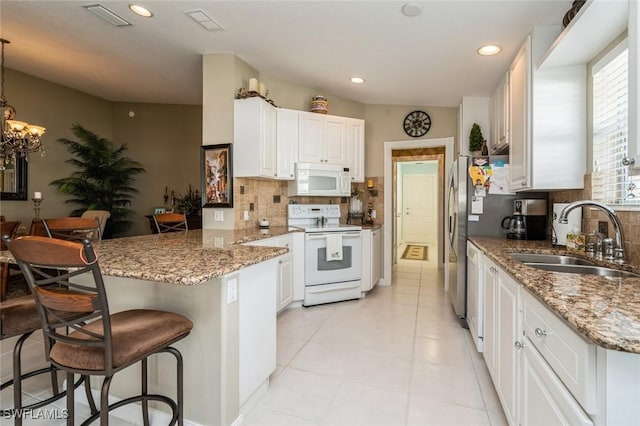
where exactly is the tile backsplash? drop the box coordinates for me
[550,174,640,267]
[233,177,384,230]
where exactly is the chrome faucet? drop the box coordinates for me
[559,200,626,263]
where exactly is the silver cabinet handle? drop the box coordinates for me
[534,328,547,338]
[514,341,525,350]
[521,181,527,186]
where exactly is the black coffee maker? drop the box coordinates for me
[509,199,547,240]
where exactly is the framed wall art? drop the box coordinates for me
[201,143,233,208]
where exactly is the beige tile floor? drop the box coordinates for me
[0,255,507,426]
[245,256,508,426]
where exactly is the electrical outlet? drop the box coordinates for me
[243,211,249,221]
[226,278,237,304]
[598,221,608,235]
[214,211,224,222]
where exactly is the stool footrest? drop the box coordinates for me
[80,394,179,426]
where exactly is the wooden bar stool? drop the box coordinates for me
[42,217,102,242]
[1,296,95,425]
[4,236,194,425]
[152,213,188,233]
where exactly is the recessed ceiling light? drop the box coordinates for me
[402,3,423,17]
[477,44,502,56]
[129,4,153,18]
[350,77,365,84]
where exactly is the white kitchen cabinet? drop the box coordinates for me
[520,336,594,426]
[244,233,297,313]
[347,118,365,182]
[482,256,498,381]
[490,71,509,154]
[298,111,348,165]
[361,227,382,292]
[234,97,277,178]
[508,27,586,191]
[466,242,483,352]
[482,256,521,426]
[276,108,298,180]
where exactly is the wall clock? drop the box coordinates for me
[403,110,431,137]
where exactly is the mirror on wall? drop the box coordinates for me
[0,157,27,200]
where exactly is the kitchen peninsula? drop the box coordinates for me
[0,227,296,426]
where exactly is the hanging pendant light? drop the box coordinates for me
[0,38,45,169]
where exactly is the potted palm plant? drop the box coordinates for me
[174,184,201,216]
[50,124,146,238]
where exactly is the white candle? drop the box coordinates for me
[249,78,258,92]
[33,191,42,199]
[259,83,266,96]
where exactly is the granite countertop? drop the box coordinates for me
[361,223,382,230]
[0,228,299,286]
[469,236,640,353]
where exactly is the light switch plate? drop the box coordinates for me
[214,211,224,222]
[243,211,249,221]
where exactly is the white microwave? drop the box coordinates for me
[288,163,351,197]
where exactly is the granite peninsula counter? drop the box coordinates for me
[469,236,640,353]
[0,227,300,426]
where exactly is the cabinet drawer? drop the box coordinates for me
[522,290,596,414]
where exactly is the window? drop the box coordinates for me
[592,40,634,204]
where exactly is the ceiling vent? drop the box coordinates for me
[185,9,225,32]
[83,4,132,27]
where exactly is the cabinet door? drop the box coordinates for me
[509,36,531,191]
[520,339,593,426]
[372,229,381,286]
[276,108,298,180]
[483,258,498,381]
[277,254,293,312]
[360,229,373,291]
[496,271,521,426]
[260,103,277,177]
[466,243,483,352]
[325,115,348,165]
[298,112,325,163]
[347,119,365,182]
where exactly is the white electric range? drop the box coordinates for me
[288,204,362,306]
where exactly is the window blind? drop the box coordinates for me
[592,42,632,204]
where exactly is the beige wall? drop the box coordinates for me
[111,102,202,236]
[0,69,112,233]
[0,69,202,237]
[363,105,459,176]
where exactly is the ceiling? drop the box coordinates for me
[0,1,572,107]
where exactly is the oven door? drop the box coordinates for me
[305,231,362,285]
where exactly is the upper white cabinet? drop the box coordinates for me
[276,108,299,179]
[347,118,365,182]
[508,27,586,192]
[234,97,277,178]
[490,71,509,155]
[298,111,348,165]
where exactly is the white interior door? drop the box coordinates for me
[402,174,436,244]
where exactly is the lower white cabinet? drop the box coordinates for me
[361,227,382,292]
[244,233,299,313]
[484,254,522,426]
[520,336,593,426]
[467,242,483,352]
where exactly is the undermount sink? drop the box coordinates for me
[523,263,640,279]
[509,253,597,266]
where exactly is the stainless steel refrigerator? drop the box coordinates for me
[445,156,520,325]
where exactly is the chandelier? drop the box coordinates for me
[0,38,45,169]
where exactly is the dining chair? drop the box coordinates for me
[4,235,194,425]
[42,217,102,242]
[80,210,111,239]
[153,212,188,233]
[1,220,21,302]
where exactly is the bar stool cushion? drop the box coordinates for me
[50,309,193,371]
[0,295,41,337]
